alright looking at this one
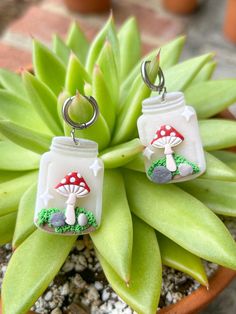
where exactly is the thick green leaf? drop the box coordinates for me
[97,41,119,108]
[97,215,161,314]
[63,94,110,151]
[202,152,236,181]
[123,170,236,270]
[86,15,119,75]
[65,53,91,95]
[2,231,76,314]
[185,80,236,118]
[118,17,141,80]
[0,171,27,184]
[100,139,143,168]
[0,212,17,245]
[53,34,70,66]
[0,141,40,171]
[159,53,213,93]
[13,183,37,248]
[33,40,66,95]
[0,90,51,133]
[0,120,52,154]
[23,72,63,135]
[156,232,208,286]
[200,119,236,151]
[0,68,27,98]
[92,65,116,131]
[212,150,236,171]
[0,171,37,217]
[191,61,216,84]
[179,179,236,217]
[112,54,160,145]
[66,22,89,64]
[91,170,133,282]
[121,36,186,101]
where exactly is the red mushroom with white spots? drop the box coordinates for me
[151,125,184,172]
[55,172,90,225]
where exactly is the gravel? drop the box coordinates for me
[1,218,236,313]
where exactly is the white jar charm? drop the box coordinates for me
[34,96,104,235]
[138,61,206,184]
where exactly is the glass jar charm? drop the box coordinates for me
[137,61,206,184]
[34,95,104,235]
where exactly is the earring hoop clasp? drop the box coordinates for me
[62,95,99,145]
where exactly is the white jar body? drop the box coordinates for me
[34,137,104,235]
[137,92,206,183]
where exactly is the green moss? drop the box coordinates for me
[148,153,200,177]
[37,207,97,234]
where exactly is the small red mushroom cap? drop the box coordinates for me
[55,171,90,197]
[151,125,184,148]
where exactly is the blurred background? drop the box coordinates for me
[0,0,235,313]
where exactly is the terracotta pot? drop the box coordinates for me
[163,0,198,14]
[0,267,235,314]
[224,0,236,42]
[63,0,111,13]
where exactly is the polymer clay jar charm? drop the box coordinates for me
[34,96,104,235]
[137,61,206,184]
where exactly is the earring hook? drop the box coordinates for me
[62,95,99,145]
[141,60,167,101]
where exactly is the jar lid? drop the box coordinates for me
[51,137,98,154]
[142,92,185,113]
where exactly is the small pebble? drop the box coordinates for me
[94,281,103,290]
[51,308,62,314]
[102,288,111,302]
[178,163,193,177]
[151,166,172,184]
[44,291,53,301]
[60,283,69,296]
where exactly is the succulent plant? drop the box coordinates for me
[1,15,236,314]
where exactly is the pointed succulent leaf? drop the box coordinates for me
[13,183,37,248]
[97,41,119,108]
[91,170,133,282]
[63,93,110,150]
[0,171,38,217]
[0,90,51,133]
[179,179,236,217]
[124,153,145,172]
[66,22,89,64]
[65,53,91,95]
[185,80,236,118]
[191,61,216,84]
[121,36,185,102]
[0,212,17,246]
[0,120,52,154]
[92,64,116,131]
[52,34,70,66]
[0,68,27,98]
[118,17,141,80]
[212,150,236,172]
[156,232,208,286]
[97,215,161,314]
[0,171,27,184]
[200,119,236,151]
[86,14,119,74]
[33,40,66,95]
[100,139,143,168]
[112,54,160,145]
[0,141,40,171]
[57,90,70,127]
[161,53,213,93]
[2,231,76,314]
[124,170,236,270]
[23,71,63,135]
[202,152,236,181]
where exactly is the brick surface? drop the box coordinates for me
[0,43,31,70]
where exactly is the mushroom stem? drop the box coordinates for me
[164,144,177,172]
[65,193,76,225]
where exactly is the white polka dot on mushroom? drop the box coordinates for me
[68,172,72,176]
[70,177,76,183]
[61,178,66,184]
[170,132,176,136]
[77,173,82,178]
[161,130,166,136]
[80,182,85,187]
[165,125,171,130]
